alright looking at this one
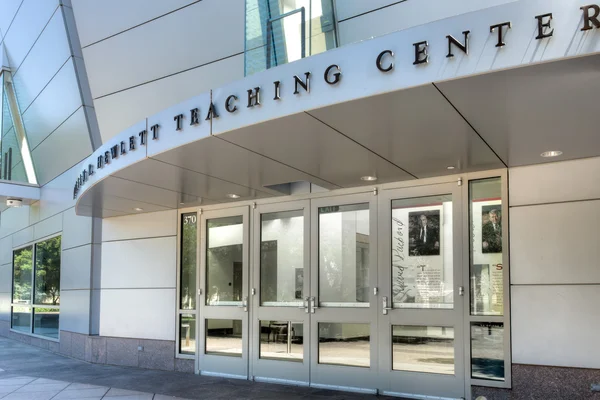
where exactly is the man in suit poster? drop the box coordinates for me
[409,210,440,256]
[482,206,502,253]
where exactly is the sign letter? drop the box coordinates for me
[226,95,238,113]
[490,22,512,47]
[446,31,470,58]
[376,50,394,72]
[273,81,281,100]
[247,87,261,108]
[293,72,311,94]
[324,65,342,85]
[413,41,429,65]
[535,13,554,39]
[190,108,199,125]
[581,5,600,31]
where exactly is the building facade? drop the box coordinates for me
[0,1,599,399]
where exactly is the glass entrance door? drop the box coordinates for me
[309,193,379,392]
[377,183,465,398]
[198,207,249,378]
[251,200,310,384]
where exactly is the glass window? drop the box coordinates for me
[33,307,59,339]
[319,203,370,306]
[11,237,61,338]
[179,314,196,355]
[260,210,304,306]
[391,195,453,309]
[470,178,503,316]
[206,216,244,306]
[244,0,337,75]
[180,213,197,310]
[205,319,243,357]
[318,322,370,367]
[11,306,31,333]
[259,320,303,362]
[34,237,61,305]
[392,325,454,375]
[12,246,33,304]
[471,322,505,381]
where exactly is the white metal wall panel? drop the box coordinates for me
[12,10,71,112]
[99,288,176,340]
[0,206,30,240]
[61,244,92,290]
[0,263,11,293]
[2,0,58,70]
[337,0,516,46]
[509,158,600,206]
[38,163,81,221]
[512,285,600,369]
[81,0,245,99]
[0,237,11,265]
[511,200,600,285]
[11,226,33,248]
[60,289,91,334]
[33,213,62,240]
[22,59,83,150]
[101,237,176,289]
[0,0,22,38]
[31,107,93,186]
[61,207,93,251]
[71,0,197,47]
[0,292,9,321]
[94,54,243,143]
[102,210,177,242]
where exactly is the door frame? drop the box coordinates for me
[250,199,311,385]
[309,192,379,393]
[196,206,250,378]
[175,169,511,396]
[377,181,465,398]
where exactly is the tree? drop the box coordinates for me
[34,237,61,305]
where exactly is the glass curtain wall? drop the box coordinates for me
[179,213,198,355]
[245,0,337,75]
[11,236,61,339]
[0,70,37,183]
[469,178,506,382]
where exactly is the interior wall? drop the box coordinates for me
[100,210,177,341]
[509,156,600,369]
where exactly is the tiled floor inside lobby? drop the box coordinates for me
[0,337,400,399]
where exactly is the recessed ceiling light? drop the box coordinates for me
[361,176,378,181]
[133,207,143,212]
[541,150,563,158]
[447,166,455,170]
[227,193,240,199]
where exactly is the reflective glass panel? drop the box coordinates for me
[471,322,505,381]
[205,319,243,357]
[470,178,503,316]
[391,195,453,309]
[244,0,337,75]
[34,237,61,305]
[33,307,59,339]
[179,314,196,355]
[206,216,244,306]
[260,210,304,306]
[12,246,33,304]
[318,323,370,367]
[11,306,31,332]
[180,213,197,310]
[392,325,454,374]
[259,320,303,362]
[319,203,370,306]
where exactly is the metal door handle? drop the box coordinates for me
[382,296,393,315]
[458,286,465,296]
[238,296,248,312]
[298,297,310,313]
[310,297,318,313]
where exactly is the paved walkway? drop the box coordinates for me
[0,337,398,400]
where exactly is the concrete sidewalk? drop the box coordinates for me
[0,337,397,399]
